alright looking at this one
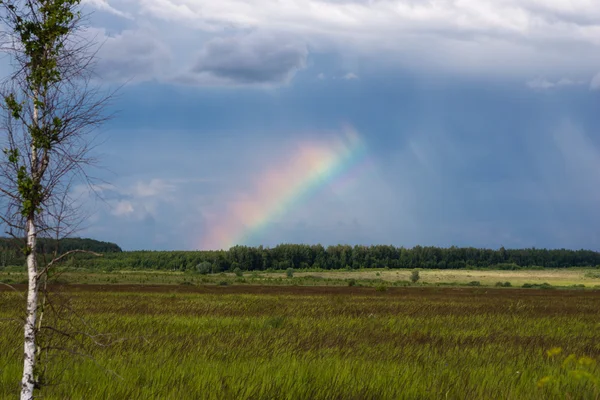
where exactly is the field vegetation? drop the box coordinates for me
[2,240,600,398]
[2,267,600,289]
[1,285,599,399]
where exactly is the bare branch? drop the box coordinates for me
[37,249,102,278]
[0,280,24,297]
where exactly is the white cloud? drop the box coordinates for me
[112,200,134,216]
[76,178,181,220]
[342,72,359,80]
[82,0,131,18]
[75,174,217,249]
[527,77,555,90]
[72,0,600,86]
[109,178,181,219]
[132,179,176,198]
[555,78,581,86]
[526,76,585,90]
[134,0,600,75]
[591,72,600,90]
[317,72,326,80]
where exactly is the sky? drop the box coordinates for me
[60,0,600,251]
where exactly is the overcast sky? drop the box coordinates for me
[69,0,600,251]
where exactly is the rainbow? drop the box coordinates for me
[200,126,370,250]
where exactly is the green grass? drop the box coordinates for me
[1,286,600,399]
[2,267,600,288]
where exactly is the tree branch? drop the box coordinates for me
[37,249,102,278]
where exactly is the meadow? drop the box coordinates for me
[1,267,600,288]
[1,284,600,399]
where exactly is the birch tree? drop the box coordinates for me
[0,0,110,398]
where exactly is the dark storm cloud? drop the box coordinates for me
[191,33,308,85]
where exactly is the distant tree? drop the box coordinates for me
[211,262,223,274]
[410,269,420,284]
[196,262,212,275]
[63,244,600,273]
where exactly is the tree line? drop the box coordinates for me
[52,243,600,271]
[0,237,122,267]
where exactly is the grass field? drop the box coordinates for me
[1,284,600,399]
[278,268,600,287]
[1,267,600,288]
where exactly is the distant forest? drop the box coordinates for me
[2,239,598,270]
[0,237,122,267]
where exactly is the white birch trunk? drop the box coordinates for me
[20,217,38,400]
[21,89,39,400]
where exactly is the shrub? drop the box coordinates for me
[467,281,481,286]
[233,267,243,277]
[196,262,212,275]
[495,281,504,287]
[218,280,228,286]
[410,269,420,284]
[375,284,387,292]
[347,279,356,287]
[503,281,512,287]
[522,282,554,289]
[493,263,521,271]
[286,268,294,278]
[302,275,323,281]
